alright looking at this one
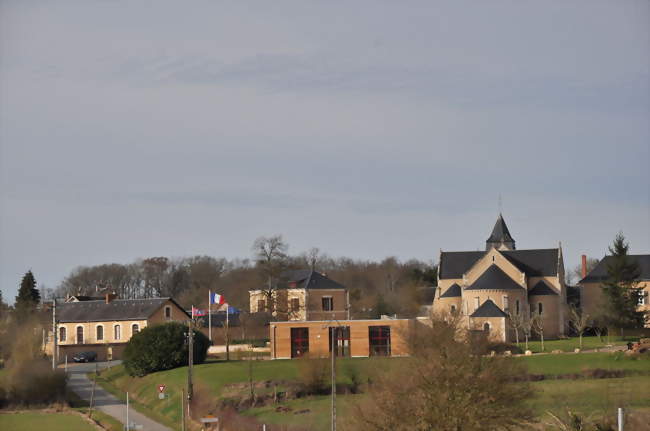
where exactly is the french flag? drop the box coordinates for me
[210,292,226,305]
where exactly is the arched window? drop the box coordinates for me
[132,324,139,336]
[538,302,543,315]
[483,322,490,332]
[515,300,520,315]
[59,326,66,342]
[114,324,121,340]
[450,305,457,314]
[164,306,172,320]
[76,326,84,344]
[96,325,104,341]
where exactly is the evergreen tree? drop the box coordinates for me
[15,270,41,318]
[600,233,645,333]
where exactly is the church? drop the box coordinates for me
[432,214,568,342]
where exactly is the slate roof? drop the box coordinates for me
[57,298,188,323]
[470,299,508,318]
[440,283,462,298]
[528,280,558,296]
[580,255,650,283]
[486,214,515,244]
[465,265,524,291]
[439,249,559,279]
[278,270,346,290]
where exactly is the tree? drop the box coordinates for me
[566,257,599,285]
[521,313,533,351]
[15,271,40,319]
[509,312,523,346]
[346,317,533,430]
[568,306,590,349]
[531,313,545,352]
[252,235,289,313]
[600,232,645,335]
[123,322,209,377]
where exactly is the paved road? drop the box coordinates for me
[66,361,172,431]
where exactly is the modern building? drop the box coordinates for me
[269,318,413,359]
[579,254,650,326]
[249,270,349,321]
[432,214,568,342]
[53,294,189,361]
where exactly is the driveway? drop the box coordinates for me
[66,361,172,431]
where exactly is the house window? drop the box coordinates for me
[290,328,309,358]
[538,302,543,315]
[450,305,457,314]
[59,327,66,342]
[515,300,520,315]
[638,291,647,306]
[291,298,300,312]
[369,326,391,356]
[96,325,104,341]
[329,326,351,357]
[257,299,266,312]
[114,324,121,340]
[484,322,491,332]
[132,324,139,335]
[322,297,333,311]
[76,326,84,344]
[503,296,509,313]
[164,306,172,320]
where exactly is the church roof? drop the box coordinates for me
[470,299,508,318]
[580,255,650,283]
[465,265,524,291]
[486,214,515,244]
[439,283,462,298]
[439,249,559,279]
[528,280,558,296]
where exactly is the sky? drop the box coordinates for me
[1,0,648,302]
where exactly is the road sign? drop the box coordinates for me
[157,384,166,393]
[159,393,165,400]
[200,417,219,423]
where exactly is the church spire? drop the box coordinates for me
[486,213,516,251]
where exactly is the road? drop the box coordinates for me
[66,361,172,431]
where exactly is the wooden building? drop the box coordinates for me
[269,318,413,359]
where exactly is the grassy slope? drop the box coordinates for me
[517,335,633,353]
[94,351,650,430]
[0,412,97,431]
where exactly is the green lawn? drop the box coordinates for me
[92,352,650,430]
[516,335,634,353]
[0,412,97,431]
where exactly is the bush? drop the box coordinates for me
[123,322,210,377]
[2,358,67,407]
[297,354,331,395]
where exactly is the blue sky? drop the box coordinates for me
[1,0,648,301]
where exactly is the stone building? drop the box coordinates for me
[432,214,568,342]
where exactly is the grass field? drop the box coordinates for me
[92,352,650,430]
[515,335,634,353]
[0,412,97,431]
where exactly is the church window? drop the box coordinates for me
[474,297,480,310]
[503,296,509,312]
[538,302,543,315]
[450,305,456,314]
[515,300,520,315]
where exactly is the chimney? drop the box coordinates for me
[581,255,587,279]
[105,293,117,304]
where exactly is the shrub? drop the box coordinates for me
[297,354,331,395]
[3,357,67,407]
[123,322,210,377]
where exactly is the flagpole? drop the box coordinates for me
[225,303,230,361]
[208,291,212,343]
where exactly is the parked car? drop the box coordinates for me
[72,351,97,363]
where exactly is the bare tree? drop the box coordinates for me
[568,306,590,349]
[509,312,523,346]
[252,235,289,313]
[304,247,321,271]
[566,257,599,285]
[521,313,533,351]
[532,313,545,352]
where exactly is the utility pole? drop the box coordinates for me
[52,298,57,370]
[126,392,129,431]
[331,326,337,431]
[181,388,186,431]
[187,320,194,402]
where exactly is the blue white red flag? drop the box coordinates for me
[209,292,226,305]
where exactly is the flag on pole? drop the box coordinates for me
[209,292,226,305]
[191,306,207,317]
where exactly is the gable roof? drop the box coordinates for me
[57,297,189,323]
[470,299,508,318]
[279,270,346,290]
[439,249,559,280]
[440,283,462,298]
[528,280,558,296]
[486,214,515,244]
[580,255,650,283]
[465,265,524,291]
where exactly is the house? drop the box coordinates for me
[432,214,568,342]
[579,254,650,326]
[249,270,349,321]
[53,294,189,361]
[269,318,413,359]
